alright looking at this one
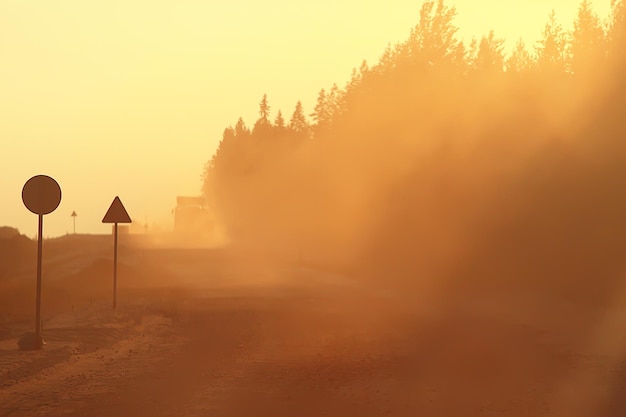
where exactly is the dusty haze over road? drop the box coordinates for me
[2,0,626,415]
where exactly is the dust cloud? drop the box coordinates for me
[205,1,626,308]
[3,1,626,416]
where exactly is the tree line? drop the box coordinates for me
[201,0,626,300]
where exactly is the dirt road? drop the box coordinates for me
[2,287,626,417]
[2,241,626,416]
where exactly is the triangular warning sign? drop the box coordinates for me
[102,196,132,224]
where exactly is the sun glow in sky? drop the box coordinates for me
[1,0,613,237]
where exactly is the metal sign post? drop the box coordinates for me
[21,175,62,350]
[71,211,77,234]
[102,196,132,309]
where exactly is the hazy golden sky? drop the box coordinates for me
[1,0,612,237]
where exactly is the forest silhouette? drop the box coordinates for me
[202,0,626,305]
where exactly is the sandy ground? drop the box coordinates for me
[2,235,626,416]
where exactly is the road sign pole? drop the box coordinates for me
[71,211,78,235]
[102,196,131,310]
[34,214,43,346]
[113,222,118,309]
[22,174,62,350]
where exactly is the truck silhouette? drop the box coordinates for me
[173,196,213,241]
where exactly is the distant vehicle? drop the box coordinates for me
[173,196,213,241]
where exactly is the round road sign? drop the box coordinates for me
[22,175,62,215]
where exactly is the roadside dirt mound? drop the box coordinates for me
[0,226,20,239]
[0,232,35,280]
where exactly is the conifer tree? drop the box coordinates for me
[607,0,625,59]
[289,101,308,133]
[328,83,344,118]
[473,30,505,73]
[406,0,460,69]
[275,110,285,129]
[254,94,272,135]
[536,10,568,73]
[259,94,271,123]
[506,38,534,73]
[569,0,606,74]
[311,89,330,127]
[234,117,249,137]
